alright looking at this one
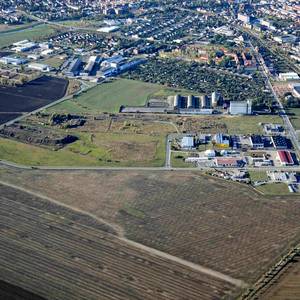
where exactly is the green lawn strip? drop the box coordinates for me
[257,182,290,195]
[249,171,269,182]
[0,24,57,48]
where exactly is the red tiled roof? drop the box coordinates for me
[278,150,294,164]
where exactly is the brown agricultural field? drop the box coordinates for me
[1,167,300,287]
[0,182,239,300]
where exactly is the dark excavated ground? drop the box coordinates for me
[0,76,68,125]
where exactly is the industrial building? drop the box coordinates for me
[211,92,221,108]
[272,136,288,149]
[278,72,300,81]
[291,83,300,98]
[277,150,294,166]
[173,94,212,109]
[0,56,27,65]
[215,157,244,168]
[65,57,82,76]
[213,133,230,148]
[80,56,97,76]
[200,95,211,109]
[11,40,38,52]
[181,136,194,149]
[229,100,252,115]
[28,63,51,72]
[250,135,264,149]
[97,26,120,33]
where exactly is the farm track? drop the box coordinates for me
[0,183,240,300]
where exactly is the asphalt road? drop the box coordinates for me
[249,40,300,157]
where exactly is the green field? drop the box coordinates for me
[0,131,165,167]
[49,79,192,114]
[257,183,291,195]
[287,108,300,130]
[41,56,65,69]
[171,152,190,168]
[249,171,268,182]
[221,115,283,135]
[0,24,57,48]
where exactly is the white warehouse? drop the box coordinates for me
[229,100,252,115]
[28,63,51,72]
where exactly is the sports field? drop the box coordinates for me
[49,79,190,113]
[0,24,57,48]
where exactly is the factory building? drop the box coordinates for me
[213,133,230,148]
[173,94,181,109]
[229,100,252,115]
[65,57,82,76]
[0,56,27,65]
[201,95,211,109]
[28,63,51,72]
[271,136,288,149]
[187,95,193,108]
[250,135,264,149]
[215,157,244,168]
[80,56,97,76]
[181,136,194,149]
[291,84,300,98]
[278,72,300,81]
[12,40,38,52]
[173,94,211,109]
[277,150,294,166]
[211,92,221,108]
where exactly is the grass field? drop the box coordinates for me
[256,182,291,195]
[221,115,283,135]
[49,79,192,114]
[248,171,268,182]
[0,129,166,167]
[0,24,57,48]
[288,108,300,130]
[41,56,65,69]
[171,152,194,168]
[170,115,283,135]
[2,168,300,285]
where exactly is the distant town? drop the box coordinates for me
[0,1,300,300]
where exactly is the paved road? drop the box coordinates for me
[2,158,300,173]
[249,40,300,157]
[165,136,172,169]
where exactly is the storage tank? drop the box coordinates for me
[187,95,193,108]
[174,94,180,109]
